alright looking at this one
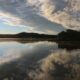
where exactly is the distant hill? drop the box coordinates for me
[57,29,80,41]
[0,32,56,39]
[0,29,80,41]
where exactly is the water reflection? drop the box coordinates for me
[28,50,80,80]
[58,41,80,50]
[0,39,80,80]
[0,41,57,64]
[0,40,58,79]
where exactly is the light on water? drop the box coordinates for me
[0,40,80,80]
[0,41,57,64]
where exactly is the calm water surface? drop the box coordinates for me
[0,40,80,80]
[0,41,58,64]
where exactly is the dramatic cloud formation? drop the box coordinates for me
[27,0,80,30]
[0,0,80,34]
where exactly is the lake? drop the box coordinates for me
[0,39,80,80]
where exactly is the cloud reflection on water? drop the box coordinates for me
[0,41,57,65]
[0,41,80,80]
[28,49,80,80]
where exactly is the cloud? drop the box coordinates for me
[0,0,80,34]
[0,11,22,26]
[27,0,80,30]
[0,0,66,34]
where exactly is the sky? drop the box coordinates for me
[0,23,33,34]
[0,0,80,34]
